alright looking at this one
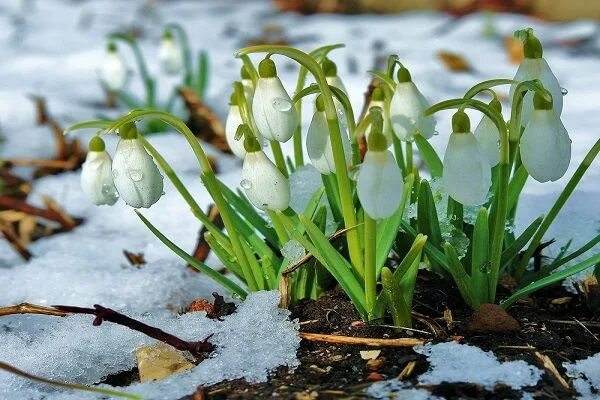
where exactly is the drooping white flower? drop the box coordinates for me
[509,34,562,126]
[389,66,435,141]
[473,99,502,167]
[357,149,404,220]
[306,96,352,175]
[100,43,127,92]
[252,58,298,143]
[364,88,393,146]
[158,33,184,75]
[520,93,571,182]
[443,111,491,206]
[225,101,246,159]
[241,148,290,211]
[112,123,164,208]
[80,136,118,206]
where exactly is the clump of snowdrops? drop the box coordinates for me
[69,28,600,327]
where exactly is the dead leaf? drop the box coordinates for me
[437,51,471,72]
[123,250,146,266]
[505,36,524,64]
[360,350,381,360]
[136,342,195,382]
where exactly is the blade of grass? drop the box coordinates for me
[414,133,443,178]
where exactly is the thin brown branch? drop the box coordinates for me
[0,195,78,230]
[0,303,67,317]
[2,159,77,169]
[0,222,32,261]
[534,351,570,389]
[299,332,426,347]
[187,205,222,271]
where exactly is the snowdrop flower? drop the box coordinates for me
[112,122,164,208]
[520,92,571,182]
[364,87,393,146]
[306,95,352,175]
[225,93,247,159]
[241,66,255,107]
[252,58,298,142]
[322,58,347,94]
[80,136,118,206]
[241,135,290,211]
[100,42,127,92]
[357,117,403,219]
[510,33,562,126]
[158,31,184,75]
[473,98,502,167]
[389,66,435,141]
[443,111,491,206]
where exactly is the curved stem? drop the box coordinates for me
[237,45,363,276]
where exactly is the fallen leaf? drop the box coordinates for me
[360,349,381,360]
[437,51,471,72]
[136,342,195,383]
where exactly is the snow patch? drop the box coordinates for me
[564,353,600,400]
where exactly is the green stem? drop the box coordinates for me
[270,140,288,177]
[268,210,289,244]
[392,134,406,174]
[165,23,193,87]
[364,215,377,318]
[405,141,413,171]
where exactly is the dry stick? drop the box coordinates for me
[0,303,67,317]
[0,196,76,229]
[534,351,570,389]
[0,222,32,261]
[2,159,77,169]
[573,317,599,341]
[299,332,426,347]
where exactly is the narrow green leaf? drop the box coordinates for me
[417,180,443,247]
[413,134,443,178]
[541,233,600,277]
[500,215,544,268]
[381,267,412,327]
[204,232,244,280]
[368,70,396,91]
[399,255,421,312]
[507,165,528,215]
[443,243,476,307]
[401,221,448,269]
[471,207,489,304]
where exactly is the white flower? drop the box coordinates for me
[510,54,562,126]
[158,36,184,75]
[80,138,118,206]
[100,47,127,91]
[225,104,246,159]
[473,114,500,167]
[306,107,351,175]
[365,100,393,146]
[443,112,491,206]
[389,67,435,141]
[357,149,403,219]
[326,75,347,95]
[242,78,254,107]
[520,103,571,183]
[241,150,290,211]
[252,59,297,143]
[112,137,164,208]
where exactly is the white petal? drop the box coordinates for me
[159,39,184,75]
[473,115,500,167]
[510,58,563,126]
[81,150,118,205]
[306,110,351,175]
[326,75,348,95]
[252,77,298,142]
[357,150,404,219]
[520,109,571,182]
[100,53,126,91]
[225,105,246,159]
[364,100,393,147]
[389,82,435,141]
[242,78,254,107]
[242,151,290,211]
[112,139,164,208]
[443,132,491,206]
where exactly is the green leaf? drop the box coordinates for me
[381,267,412,327]
[507,165,528,215]
[368,70,396,91]
[204,232,244,280]
[417,180,443,247]
[401,221,448,269]
[463,79,517,99]
[196,51,209,100]
[502,253,600,309]
[443,243,476,307]
[471,207,490,305]
[413,134,443,178]
[500,215,544,269]
[399,255,421,312]
[136,211,247,298]
[541,233,600,277]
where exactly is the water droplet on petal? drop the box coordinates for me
[240,179,252,190]
[271,97,292,112]
[127,168,143,181]
[101,184,118,200]
[161,191,166,195]
[433,130,440,136]
[561,87,568,96]
[112,170,119,178]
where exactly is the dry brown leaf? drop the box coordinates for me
[437,51,471,72]
[136,343,195,383]
[505,36,524,64]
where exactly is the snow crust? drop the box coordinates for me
[564,353,600,400]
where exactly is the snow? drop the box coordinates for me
[414,342,543,390]
[564,353,600,400]
[281,240,306,264]
[367,379,442,400]
[1,0,600,398]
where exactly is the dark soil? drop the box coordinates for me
[191,271,600,399]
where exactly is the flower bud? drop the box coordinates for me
[241,149,290,211]
[80,136,118,206]
[520,93,571,182]
[158,32,184,75]
[389,66,435,141]
[100,42,127,91]
[443,111,491,206]
[510,33,562,126]
[112,123,164,208]
[322,58,347,95]
[252,58,298,142]
[306,95,351,175]
[473,99,502,167]
[365,88,393,146]
[357,149,403,219]
[225,93,246,159]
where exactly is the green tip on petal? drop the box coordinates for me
[162,30,174,40]
[321,58,337,77]
[88,136,106,152]
[452,110,471,133]
[120,121,138,140]
[533,91,553,110]
[397,66,412,83]
[258,58,277,78]
[243,133,262,153]
[240,65,251,80]
[489,98,502,113]
[230,91,238,105]
[524,35,543,59]
[367,131,388,152]
[107,42,117,53]
[372,87,384,101]
[315,95,325,112]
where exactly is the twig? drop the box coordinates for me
[573,317,599,341]
[2,159,77,169]
[549,319,600,328]
[0,303,67,317]
[299,332,426,347]
[0,222,32,260]
[534,351,570,389]
[0,195,78,230]
[398,360,417,380]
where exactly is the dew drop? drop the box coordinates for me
[101,184,118,200]
[127,168,143,181]
[561,87,568,96]
[112,170,119,179]
[271,97,292,112]
[240,179,252,189]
